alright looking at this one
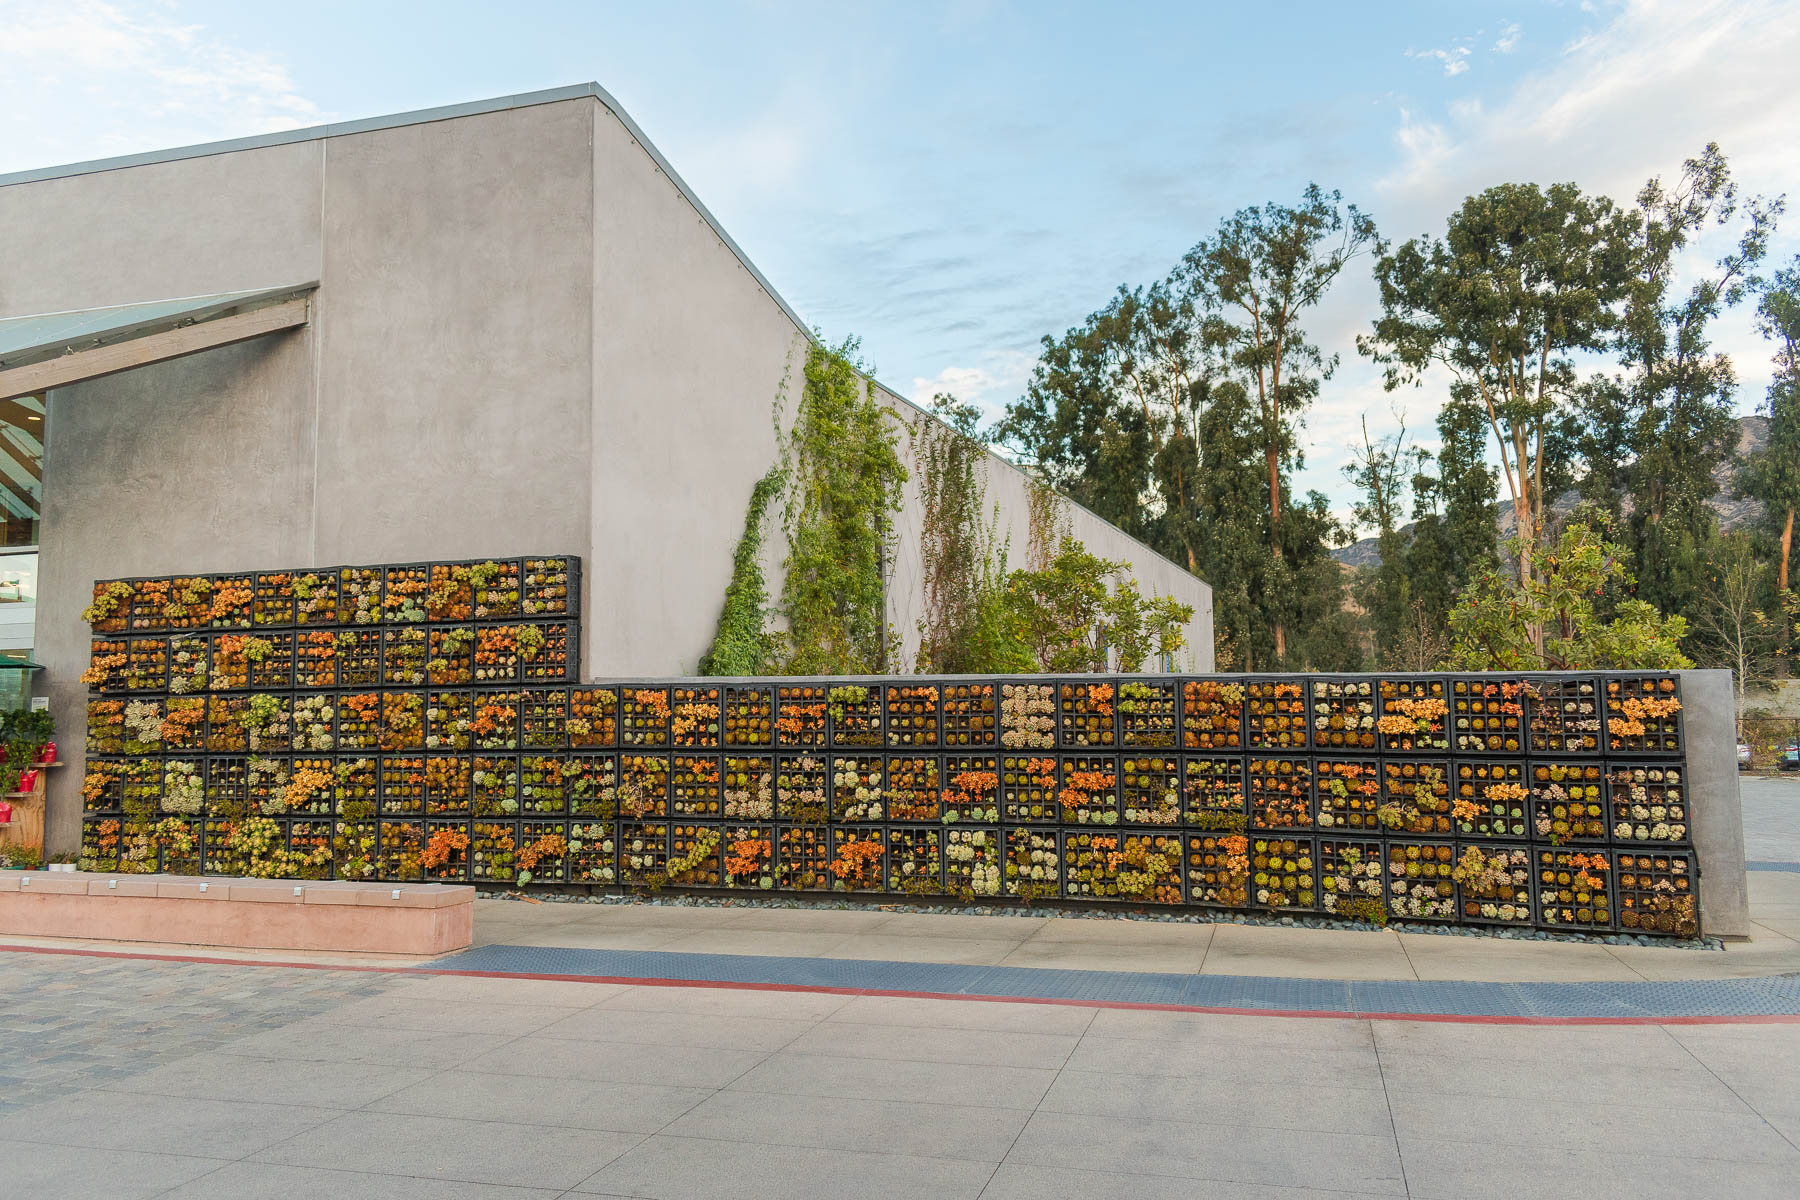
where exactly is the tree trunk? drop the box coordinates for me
[1780,506,1794,593]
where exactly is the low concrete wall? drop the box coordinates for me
[1683,668,1750,938]
[0,872,473,955]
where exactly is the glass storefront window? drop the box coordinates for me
[0,394,43,549]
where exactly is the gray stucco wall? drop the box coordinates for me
[1681,668,1750,938]
[0,91,1214,853]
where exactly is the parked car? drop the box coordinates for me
[1782,744,1800,772]
[1739,742,1753,770]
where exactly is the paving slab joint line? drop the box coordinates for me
[5,940,1800,1026]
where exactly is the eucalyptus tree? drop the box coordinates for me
[1579,144,1782,618]
[1361,181,1635,604]
[1179,184,1379,661]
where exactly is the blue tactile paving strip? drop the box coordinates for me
[427,943,1800,1019]
[1747,861,1800,872]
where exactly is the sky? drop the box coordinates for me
[3,0,1797,535]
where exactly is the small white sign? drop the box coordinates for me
[29,696,47,712]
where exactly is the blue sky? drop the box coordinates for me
[3,0,1797,531]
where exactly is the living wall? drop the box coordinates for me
[78,557,1702,938]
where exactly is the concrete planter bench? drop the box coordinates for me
[0,870,472,955]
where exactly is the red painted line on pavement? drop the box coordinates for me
[3,940,1795,1026]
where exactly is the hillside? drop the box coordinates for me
[1332,415,1770,567]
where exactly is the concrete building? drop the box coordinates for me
[0,83,1213,854]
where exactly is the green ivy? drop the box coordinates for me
[773,338,907,674]
[699,464,785,676]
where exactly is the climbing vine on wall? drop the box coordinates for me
[699,464,785,676]
[773,337,908,675]
[910,395,1017,673]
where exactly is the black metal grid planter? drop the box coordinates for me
[941,755,1000,823]
[829,826,886,893]
[884,683,942,748]
[1614,849,1699,937]
[998,681,1057,751]
[722,685,775,747]
[378,817,426,881]
[1605,762,1690,846]
[1059,754,1121,827]
[1309,677,1378,752]
[520,621,577,682]
[521,688,570,751]
[1526,676,1603,756]
[999,753,1059,824]
[423,755,474,818]
[1319,837,1385,922]
[125,637,169,692]
[1602,674,1685,757]
[569,687,619,748]
[1449,677,1525,755]
[338,565,383,626]
[428,627,476,686]
[670,755,723,818]
[1250,834,1318,912]
[670,685,722,750]
[1247,756,1314,832]
[773,684,829,749]
[79,562,1703,937]
[517,818,570,884]
[1383,837,1458,922]
[721,824,775,890]
[1453,844,1536,928]
[721,754,774,821]
[617,753,670,820]
[1529,760,1609,844]
[1181,756,1247,831]
[252,572,297,628]
[826,684,882,748]
[1184,832,1250,908]
[1058,680,1119,748]
[1246,679,1310,750]
[471,820,520,883]
[1118,754,1182,827]
[567,820,616,884]
[522,556,579,619]
[566,754,619,820]
[1380,759,1454,837]
[1005,827,1061,899]
[773,754,828,824]
[382,627,427,687]
[941,682,998,748]
[1375,677,1451,754]
[83,638,128,694]
[1313,757,1383,833]
[1181,679,1246,751]
[1451,760,1530,841]
[776,825,831,891]
[669,823,726,887]
[871,752,928,827]
[1117,679,1179,749]
[1535,847,1615,932]
[619,821,671,885]
[379,755,426,816]
[886,826,944,896]
[518,755,569,816]
[619,686,671,747]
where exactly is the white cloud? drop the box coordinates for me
[909,349,1034,424]
[1299,0,1800,514]
[1494,22,1522,53]
[0,1,324,172]
[1407,44,1472,76]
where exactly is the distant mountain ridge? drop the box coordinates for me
[1331,415,1770,568]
